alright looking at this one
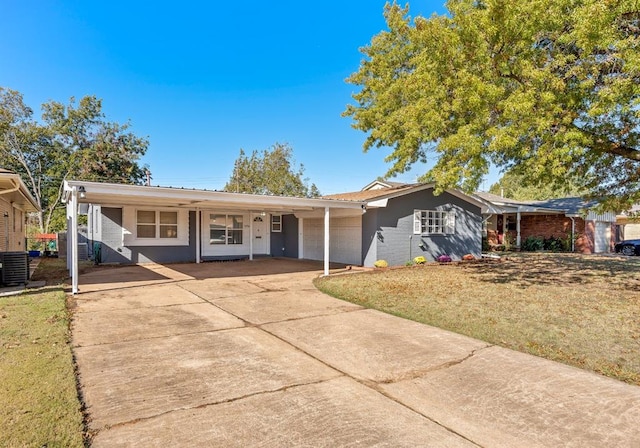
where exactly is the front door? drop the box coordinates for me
[252,216,267,254]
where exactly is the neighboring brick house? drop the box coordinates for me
[475,192,616,254]
[0,169,40,252]
[616,204,640,242]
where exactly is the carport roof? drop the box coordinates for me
[63,180,365,213]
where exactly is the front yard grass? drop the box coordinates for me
[0,261,85,446]
[315,253,640,385]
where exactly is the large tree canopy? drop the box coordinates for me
[489,169,585,201]
[224,143,320,197]
[0,88,149,232]
[345,0,640,210]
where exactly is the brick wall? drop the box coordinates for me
[519,214,592,253]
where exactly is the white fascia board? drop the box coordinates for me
[517,206,566,214]
[366,198,389,208]
[65,180,365,210]
[294,208,366,219]
[361,183,487,210]
[444,189,487,209]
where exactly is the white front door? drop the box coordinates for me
[252,215,268,254]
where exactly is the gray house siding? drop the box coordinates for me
[100,207,128,264]
[362,208,378,266]
[270,214,298,258]
[367,190,481,266]
[100,207,196,264]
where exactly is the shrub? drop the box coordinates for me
[462,254,475,261]
[543,236,564,252]
[437,255,452,263]
[521,236,544,252]
[413,256,426,265]
[374,259,388,268]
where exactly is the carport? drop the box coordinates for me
[63,180,365,294]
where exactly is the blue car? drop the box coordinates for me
[615,239,640,256]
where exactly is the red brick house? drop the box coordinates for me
[476,192,616,254]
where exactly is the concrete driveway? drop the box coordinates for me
[72,259,640,447]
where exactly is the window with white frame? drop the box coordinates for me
[271,214,282,232]
[136,210,178,239]
[413,210,455,235]
[209,214,243,245]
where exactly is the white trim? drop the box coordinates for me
[298,218,304,259]
[358,183,486,210]
[249,213,254,260]
[367,198,389,208]
[195,208,201,263]
[71,187,79,295]
[324,207,330,276]
[64,180,365,211]
[122,207,189,246]
[516,211,521,247]
[413,209,456,235]
[271,214,282,232]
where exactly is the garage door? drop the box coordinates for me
[594,221,611,253]
[624,223,640,240]
[303,216,362,265]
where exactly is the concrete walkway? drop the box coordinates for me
[72,259,640,447]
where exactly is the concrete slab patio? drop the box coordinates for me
[71,258,640,447]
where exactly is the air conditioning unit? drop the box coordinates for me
[0,252,29,286]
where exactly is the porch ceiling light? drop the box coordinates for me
[78,186,86,199]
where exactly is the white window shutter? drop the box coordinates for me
[446,211,456,234]
[413,210,422,234]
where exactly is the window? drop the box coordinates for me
[137,210,178,239]
[413,210,455,235]
[271,214,282,232]
[159,211,178,238]
[209,214,243,245]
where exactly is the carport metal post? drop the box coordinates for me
[516,210,521,248]
[249,213,254,261]
[71,186,79,295]
[195,208,201,263]
[324,207,330,276]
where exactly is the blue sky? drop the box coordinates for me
[2,1,499,194]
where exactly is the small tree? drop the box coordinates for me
[224,143,320,197]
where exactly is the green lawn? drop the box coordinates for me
[0,264,85,446]
[315,253,640,385]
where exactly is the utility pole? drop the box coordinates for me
[145,169,152,186]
